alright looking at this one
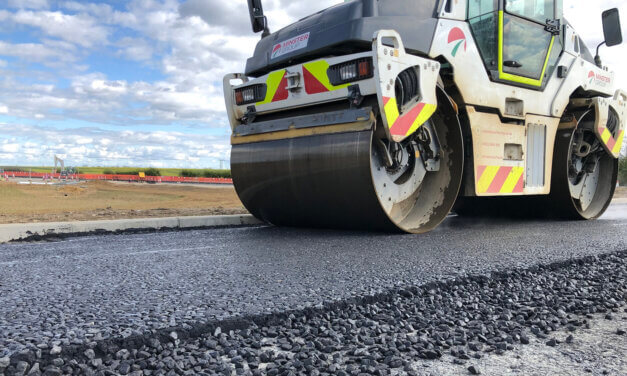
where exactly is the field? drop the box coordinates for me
[0,166,231,177]
[0,180,624,224]
[0,180,246,224]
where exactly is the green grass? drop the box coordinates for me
[0,166,231,178]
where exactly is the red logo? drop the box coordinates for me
[448,27,466,57]
[588,70,611,86]
[270,32,310,59]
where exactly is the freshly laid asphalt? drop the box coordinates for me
[0,204,626,358]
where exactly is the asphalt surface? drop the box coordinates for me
[1,202,626,361]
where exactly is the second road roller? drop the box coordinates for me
[223,0,626,233]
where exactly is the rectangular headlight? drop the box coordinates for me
[327,57,373,86]
[234,84,267,105]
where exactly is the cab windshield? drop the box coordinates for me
[505,0,554,24]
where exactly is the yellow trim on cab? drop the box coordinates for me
[498,11,555,88]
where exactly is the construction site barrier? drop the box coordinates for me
[2,171,232,185]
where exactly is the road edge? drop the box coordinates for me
[0,214,263,243]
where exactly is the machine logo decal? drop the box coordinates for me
[476,165,524,194]
[271,32,310,59]
[588,70,611,87]
[448,27,467,57]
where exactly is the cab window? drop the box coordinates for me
[468,0,499,70]
[505,0,554,24]
[468,0,497,19]
[502,15,552,78]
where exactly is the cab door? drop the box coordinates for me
[498,0,561,87]
[468,0,562,89]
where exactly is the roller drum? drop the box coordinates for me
[232,130,398,231]
[231,109,464,233]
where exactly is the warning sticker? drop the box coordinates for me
[271,32,310,59]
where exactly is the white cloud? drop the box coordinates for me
[116,37,154,62]
[1,143,20,153]
[0,105,8,114]
[0,41,77,64]
[11,10,109,48]
[0,123,230,168]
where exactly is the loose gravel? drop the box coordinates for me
[418,311,627,375]
[2,249,625,375]
[1,207,626,360]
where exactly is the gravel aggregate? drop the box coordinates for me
[0,205,626,358]
[416,311,627,376]
[2,249,625,375]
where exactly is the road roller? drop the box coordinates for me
[223,0,626,233]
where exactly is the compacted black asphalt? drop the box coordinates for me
[0,203,625,375]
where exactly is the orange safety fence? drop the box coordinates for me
[1,171,232,184]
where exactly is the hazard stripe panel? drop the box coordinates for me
[256,60,354,105]
[302,60,350,94]
[476,165,524,195]
[614,130,625,154]
[256,70,288,105]
[382,96,437,139]
[599,126,624,156]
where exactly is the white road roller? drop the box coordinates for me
[224,0,626,233]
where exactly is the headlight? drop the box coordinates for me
[327,58,373,86]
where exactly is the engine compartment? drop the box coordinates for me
[245,0,440,77]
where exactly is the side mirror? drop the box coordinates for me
[247,0,269,36]
[602,8,623,47]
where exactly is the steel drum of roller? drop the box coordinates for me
[231,110,464,233]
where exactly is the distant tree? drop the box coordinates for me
[202,169,231,178]
[143,168,161,176]
[180,169,200,177]
[103,169,115,175]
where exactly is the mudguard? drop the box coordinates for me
[589,91,626,158]
[372,30,440,143]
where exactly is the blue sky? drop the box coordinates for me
[0,0,624,168]
[0,0,340,168]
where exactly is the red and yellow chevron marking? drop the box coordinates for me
[302,60,350,94]
[382,96,437,138]
[598,126,624,155]
[476,165,524,194]
[256,70,289,105]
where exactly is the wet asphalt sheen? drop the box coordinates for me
[0,203,625,355]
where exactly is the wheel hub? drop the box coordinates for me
[568,129,601,187]
[372,120,442,216]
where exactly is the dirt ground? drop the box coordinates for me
[0,180,246,224]
[0,180,624,224]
